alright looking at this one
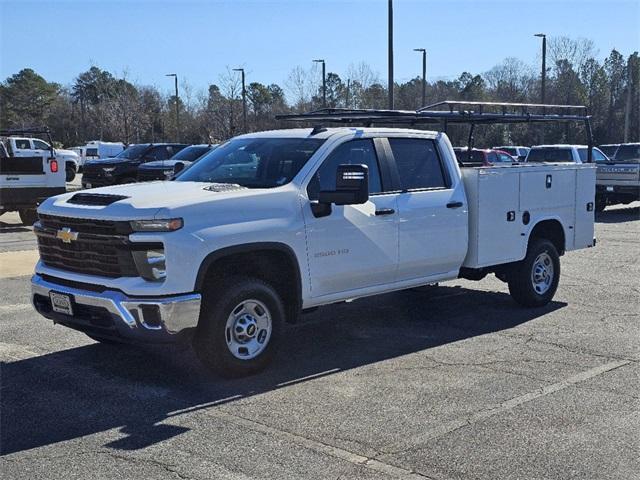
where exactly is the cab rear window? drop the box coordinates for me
[527,149,573,162]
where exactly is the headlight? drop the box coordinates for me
[163,169,174,177]
[103,167,117,173]
[132,248,166,281]
[130,218,183,232]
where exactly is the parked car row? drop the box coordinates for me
[81,143,217,189]
[456,143,638,211]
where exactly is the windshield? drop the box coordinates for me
[614,144,640,163]
[598,145,618,158]
[498,147,517,156]
[527,148,573,162]
[578,148,608,163]
[116,144,150,159]
[176,137,325,188]
[171,145,213,162]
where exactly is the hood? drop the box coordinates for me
[85,156,131,164]
[38,181,260,220]
[140,160,189,169]
[55,149,80,160]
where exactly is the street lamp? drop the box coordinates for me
[313,59,326,107]
[233,68,247,133]
[534,33,546,104]
[388,0,394,109]
[165,73,179,142]
[413,48,427,107]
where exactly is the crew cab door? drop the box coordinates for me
[302,137,399,298]
[387,136,468,281]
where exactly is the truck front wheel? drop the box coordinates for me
[508,239,560,307]
[194,277,284,377]
[595,195,606,212]
[19,208,38,226]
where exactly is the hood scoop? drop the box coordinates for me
[67,193,130,206]
[203,183,246,192]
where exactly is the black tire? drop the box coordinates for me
[66,165,76,182]
[18,208,38,226]
[508,239,560,307]
[194,277,284,378]
[595,195,606,213]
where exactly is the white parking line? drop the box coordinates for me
[174,360,632,480]
[381,359,631,455]
[207,410,431,480]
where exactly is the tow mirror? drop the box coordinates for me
[318,164,369,206]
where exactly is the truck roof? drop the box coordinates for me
[235,127,440,140]
[531,144,591,149]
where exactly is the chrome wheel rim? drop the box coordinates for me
[225,299,272,360]
[531,252,554,295]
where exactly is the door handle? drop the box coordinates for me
[446,201,464,209]
[375,208,395,216]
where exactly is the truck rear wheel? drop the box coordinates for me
[194,277,284,377]
[508,239,560,307]
[19,208,38,226]
[66,165,76,182]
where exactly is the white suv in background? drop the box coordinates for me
[525,145,608,164]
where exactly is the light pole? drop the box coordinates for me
[165,73,179,141]
[313,59,326,107]
[388,0,394,109]
[534,33,546,104]
[414,48,426,107]
[233,68,247,133]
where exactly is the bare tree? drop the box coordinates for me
[548,36,598,74]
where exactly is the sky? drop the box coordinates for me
[1,0,639,98]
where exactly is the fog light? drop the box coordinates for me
[133,248,166,281]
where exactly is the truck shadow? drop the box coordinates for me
[1,285,566,455]
[595,205,639,223]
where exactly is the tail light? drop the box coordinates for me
[50,159,58,173]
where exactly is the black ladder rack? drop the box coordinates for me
[276,100,594,162]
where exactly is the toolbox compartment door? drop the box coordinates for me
[573,166,596,250]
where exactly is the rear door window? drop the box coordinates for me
[388,138,447,190]
[15,139,32,149]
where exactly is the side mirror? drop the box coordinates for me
[173,162,185,174]
[318,164,369,206]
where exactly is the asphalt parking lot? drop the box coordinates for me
[1,195,638,480]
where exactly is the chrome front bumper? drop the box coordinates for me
[31,274,201,343]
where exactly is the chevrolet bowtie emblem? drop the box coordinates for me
[56,227,78,244]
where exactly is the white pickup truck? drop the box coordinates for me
[7,136,80,182]
[1,130,66,224]
[31,126,596,376]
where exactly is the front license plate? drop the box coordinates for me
[606,186,614,192]
[50,292,73,316]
